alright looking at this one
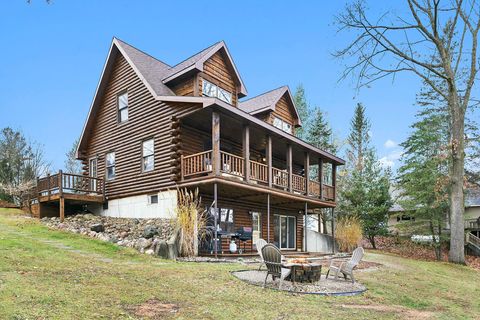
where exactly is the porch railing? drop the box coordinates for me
[292,173,306,193]
[37,171,104,197]
[220,151,244,177]
[465,218,480,229]
[182,150,212,177]
[180,150,336,202]
[250,160,268,183]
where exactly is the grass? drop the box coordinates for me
[0,208,479,319]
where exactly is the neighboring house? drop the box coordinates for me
[34,38,344,255]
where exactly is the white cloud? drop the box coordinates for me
[379,149,403,169]
[384,139,397,149]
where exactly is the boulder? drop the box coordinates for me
[143,225,158,239]
[135,238,152,252]
[90,223,104,233]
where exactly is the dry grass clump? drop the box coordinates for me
[335,215,363,252]
[174,188,208,257]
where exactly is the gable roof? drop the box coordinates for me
[238,86,302,126]
[161,41,248,97]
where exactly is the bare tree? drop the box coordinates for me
[334,0,479,264]
[64,138,82,174]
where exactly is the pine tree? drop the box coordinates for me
[293,84,310,140]
[307,107,336,153]
[338,104,392,249]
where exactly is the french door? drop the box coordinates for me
[274,214,296,250]
[89,158,98,192]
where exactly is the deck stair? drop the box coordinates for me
[466,232,480,257]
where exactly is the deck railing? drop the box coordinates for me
[250,160,268,183]
[182,150,213,178]
[220,151,244,177]
[292,173,306,193]
[37,171,104,197]
[465,218,480,229]
[181,150,336,202]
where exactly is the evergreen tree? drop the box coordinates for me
[293,84,310,140]
[64,138,82,174]
[338,104,392,249]
[307,107,336,153]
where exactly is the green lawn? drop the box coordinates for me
[0,208,479,319]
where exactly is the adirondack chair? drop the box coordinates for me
[255,238,268,270]
[326,247,364,283]
[261,244,291,289]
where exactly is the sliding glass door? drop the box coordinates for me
[274,214,296,250]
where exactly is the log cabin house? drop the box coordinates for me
[34,38,345,256]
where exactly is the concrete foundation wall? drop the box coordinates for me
[306,229,335,253]
[89,190,177,219]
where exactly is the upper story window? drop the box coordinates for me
[106,152,116,180]
[272,116,292,134]
[142,139,154,172]
[202,79,232,104]
[118,92,129,123]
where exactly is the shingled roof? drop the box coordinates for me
[238,86,301,125]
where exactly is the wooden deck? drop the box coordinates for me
[34,171,104,221]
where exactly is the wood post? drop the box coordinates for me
[287,145,293,192]
[332,164,337,201]
[47,173,51,200]
[180,155,184,181]
[319,158,324,200]
[304,202,308,252]
[267,193,271,243]
[59,197,65,222]
[243,124,250,182]
[304,152,310,196]
[318,212,322,233]
[331,208,336,253]
[58,170,63,197]
[213,182,218,258]
[267,135,272,188]
[212,112,221,176]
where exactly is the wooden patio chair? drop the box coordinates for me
[326,247,364,283]
[255,238,268,270]
[261,244,291,290]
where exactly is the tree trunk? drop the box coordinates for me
[448,96,466,265]
[369,236,376,249]
[322,210,328,234]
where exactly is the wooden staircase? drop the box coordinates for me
[466,232,480,256]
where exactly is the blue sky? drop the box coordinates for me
[0,0,418,170]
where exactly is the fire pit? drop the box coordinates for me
[283,258,322,284]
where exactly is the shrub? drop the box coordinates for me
[173,188,208,257]
[335,215,363,252]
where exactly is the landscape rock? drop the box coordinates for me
[143,225,158,239]
[90,223,105,233]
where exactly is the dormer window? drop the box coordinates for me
[202,79,232,104]
[273,116,292,134]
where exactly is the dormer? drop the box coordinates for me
[239,86,301,134]
[162,41,247,107]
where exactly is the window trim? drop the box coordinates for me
[141,138,155,172]
[201,79,232,104]
[117,91,129,123]
[148,194,159,205]
[105,151,116,181]
[272,116,293,134]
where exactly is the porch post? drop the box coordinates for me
[267,135,272,188]
[332,163,337,201]
[304,152,310,196]
[212,112,221,176]
[287,144,293,192]
[319,158,324,200]
[242,124,250,182]
[331,207,336,254]
[304,202,308,252]
[214,182,218,258]
[267,193,271,243]
[59,197,65,222]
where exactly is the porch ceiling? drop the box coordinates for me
[181,177,333,211]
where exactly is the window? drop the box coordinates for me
[272,116,293,134]
[106,152,115,180]
[142,139,154,172]
[202,79,232,104]
[118,92,129,123]
[148,194,159,204]
[208,207,234,233]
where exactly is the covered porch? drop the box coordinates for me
[178,179,336,258]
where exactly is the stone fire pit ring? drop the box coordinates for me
[231,270,367,296]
